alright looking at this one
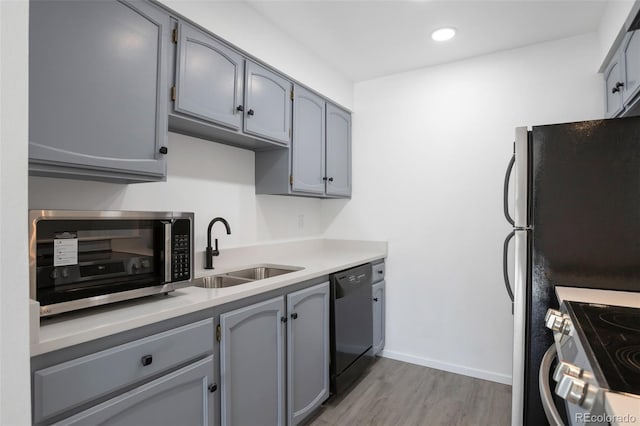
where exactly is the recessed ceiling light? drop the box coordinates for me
[431,27,456,42]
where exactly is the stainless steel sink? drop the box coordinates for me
[194,264,303,289]
[223,265,302,280]
[194,275,252,289]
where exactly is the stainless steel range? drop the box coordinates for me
[541,302,640,425]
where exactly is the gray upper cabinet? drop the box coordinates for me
[52,356,215,426]
[255,96,352,199]
[168,25,292,150]
[325,103,352,197]
[29,0,169,183]
[604,55,624,118]
[219,296,286,426]
[174,23,244,131]
[244,61,292,145]
[602,30,640,118]
[292,85,326,195]
[622,31,640,105]
[287,282,330,425]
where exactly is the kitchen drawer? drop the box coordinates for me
[33,318,213,423]
[372,261,385,283]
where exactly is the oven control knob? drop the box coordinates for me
[545,309,571,335]
[141,259,150,268]
[556,374,587,406]
[553,361,582,382]
[61,267,70,278]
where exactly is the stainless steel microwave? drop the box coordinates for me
[29,210,194,317]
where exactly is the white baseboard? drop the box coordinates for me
[379,349,512,386]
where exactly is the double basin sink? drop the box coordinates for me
[194,265,303,289]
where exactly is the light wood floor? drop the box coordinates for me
[307,357,511,426]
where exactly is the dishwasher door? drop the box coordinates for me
[330,263,373,395]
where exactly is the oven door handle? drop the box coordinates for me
[539,344,565,426]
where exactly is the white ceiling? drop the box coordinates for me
[245,0,609,82]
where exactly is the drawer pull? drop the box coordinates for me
[373,298,379,302]
[141,355,153,367]
[208,383,218,393]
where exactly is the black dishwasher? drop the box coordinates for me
[330,263,373,396]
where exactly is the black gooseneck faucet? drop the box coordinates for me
[205,217,231,269]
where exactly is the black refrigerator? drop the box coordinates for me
[503,117,640,425]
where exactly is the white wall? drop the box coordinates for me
[0,0,30,424]
[322,33,604,384]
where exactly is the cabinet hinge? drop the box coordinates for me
[216,324,221,342]
[289,175,293,186]
[290,89,294,101]
[172,28,178,44]
[171,86,177,102]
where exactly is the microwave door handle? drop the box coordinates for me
[503,231,515,307]
[164,222,172,283]
[504,152,516,226]
[539,344,565,426]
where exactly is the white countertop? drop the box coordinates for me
[31,238,387,356]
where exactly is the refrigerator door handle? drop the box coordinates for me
[503,153,516,226]
[503,230,515,304]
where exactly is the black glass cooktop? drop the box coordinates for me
[566,301,640,395]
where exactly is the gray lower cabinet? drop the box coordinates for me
[29,0,170,183]
[325,103,352,197]
[52,356,215,426]
[219,296,286,426]
[287,282,330,425]
[244,61,292,145]
[32,318,215,425]
[372,280,386,356]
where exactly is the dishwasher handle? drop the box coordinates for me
[539,344,565,426]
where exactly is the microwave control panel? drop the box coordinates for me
[171,219,191,281]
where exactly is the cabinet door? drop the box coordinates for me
[244,61,292,145]
[29,0,169,180]
[604,55,625,118]
[292,85,326,195]
[325,104,352,197]
[372,280,386,356]
[622,31,640,104]
[287,282,330,425]
[53,356,215,426]
[174,23,244,130]
[220,296,286,426]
